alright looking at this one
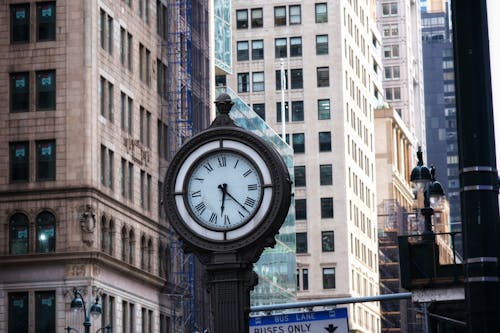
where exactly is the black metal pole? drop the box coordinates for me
[451,0,500,331]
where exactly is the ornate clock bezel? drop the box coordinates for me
[164,126,291,252]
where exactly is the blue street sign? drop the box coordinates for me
[249,308,349,333]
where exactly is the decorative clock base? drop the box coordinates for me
[205,257,258,333]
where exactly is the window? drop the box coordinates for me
[120,92,133,134]
[237,41,249,61]
[276,70,288,90]
[315,3,328,23]
[275,38,287,58]
[296,232,308,253]
[251,8,263,28]
[382,24,399,37]
[383,45,400,58]
[294,166,306,187]
[319,132,331,152]
[36,140,56,181]
[253,103,265,120]
[382,2,398,16]
[276,102,289,122]
[36,291,55,333]
[36,211,55,253]
[302,269,309,290]
[11,4,30,43]
[10,213,29,254]
[252,72,265,92]
[128,230,135,264]
[295,199,307,220]
[139,0,150,23]
[290,37,302,57]
[320,164,333,185]
[316,35,328,55]
[37,2,56,41]
[317,67,329,87]
[10,72,29,112]
[236,9,248,29]
[127,32,133,70]
[157,1,167,37]
[274,6,286,26]
[384,66,400,80]
[252,40,264,60]
[100,77,114,121]
[321,197,334,218]
[139,108,151,147]
[291,101,304,121]
[290,69,303,89]
[323,268,336,289]
[101,294,115,330]
[36,70,56,110]
[318,99,330,120]
[293,133,305,153]
[157,59,167,98]
[322,231,335,252]
[385,87,401,101]
[99,9,113,54]
[10,142,29,182]
[128,162,134,200]
[100,145,114,189]
[237,73,250,93]
[9,292,29,333]
[289,5,301,25]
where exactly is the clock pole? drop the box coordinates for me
[164,93,292,333]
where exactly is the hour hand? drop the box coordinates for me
[218,183,227,216]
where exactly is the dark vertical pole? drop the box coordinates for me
[451,1,500,332]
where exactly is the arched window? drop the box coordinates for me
[147,238,153,272]
[10,213,29,254]
[108,220,114,255]
[101,216,107,252]
[140,236,146,269]
[121,227,128,261]
[36,211,55,253]
[128,230,135,265]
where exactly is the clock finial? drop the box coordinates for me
[211,93,236,127]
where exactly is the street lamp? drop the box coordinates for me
[68,288,103,333]
[410,147,445,236]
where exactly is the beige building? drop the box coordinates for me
[0,1,210,332]
[226,1,384,332]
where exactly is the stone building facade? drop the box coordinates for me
[0,1,211,332]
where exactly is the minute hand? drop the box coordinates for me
[224,190,251,214]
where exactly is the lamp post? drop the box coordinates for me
[410,147,445,237]
[68,288,103,333]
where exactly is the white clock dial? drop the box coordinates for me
[185,150,263,230]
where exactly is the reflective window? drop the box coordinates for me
[36,140,56,180]
[295,199,307,219]
[37,2,56,41]
[35,291,55,333]
[253,103,265,120]
[10,142,29,182]
[252,72,265,92]
[274,6,286,26]
[289,5,301,25]
[318,99,331,120]
[315,3,328,23]
[323,268,336,289]
[322,231,335,252]
[36,211,55,253]
[316,35,329,55]
[317,67,329,87]
[290,37,302,57]
[319,131,332,152]
[252,40,264,60]
[8,292,29,333]
[290,69,303,89]
[294,166,306,187]
[251,8,263,28]
[292,101,304,121]
[36,70,56,110]
[275,38,287,58]
[293,133,305,153]
[10,72,29,112]
[10,213,29,254]
[321,197,334,218]
[236,9,248,29]
[237,41,249,61]
[296,232,308,253]
[320,164,333,185]
[10,4,30,43]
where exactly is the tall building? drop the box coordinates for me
[226,1,384,332]
[377,0,426,152]
[375,1,427,332]
[0,1,211,332]
[420,2,461,243]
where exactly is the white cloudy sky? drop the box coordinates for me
[487,0,500,165]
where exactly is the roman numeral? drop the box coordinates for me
[203,163,214,172]
[194,202,206,215]
[248,184,258,191]
[209,213,217,224]
[244,197,256,208]
[233,159,240,169]
[217,156,226,167]
[191,190,201,197]
[224,215,230,225]
[194,177,204,182]
[243,169,253,177]
[238,211,245,218]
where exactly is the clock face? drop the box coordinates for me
[185,150,263,230]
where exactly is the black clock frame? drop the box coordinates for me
[164,125,291,256]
